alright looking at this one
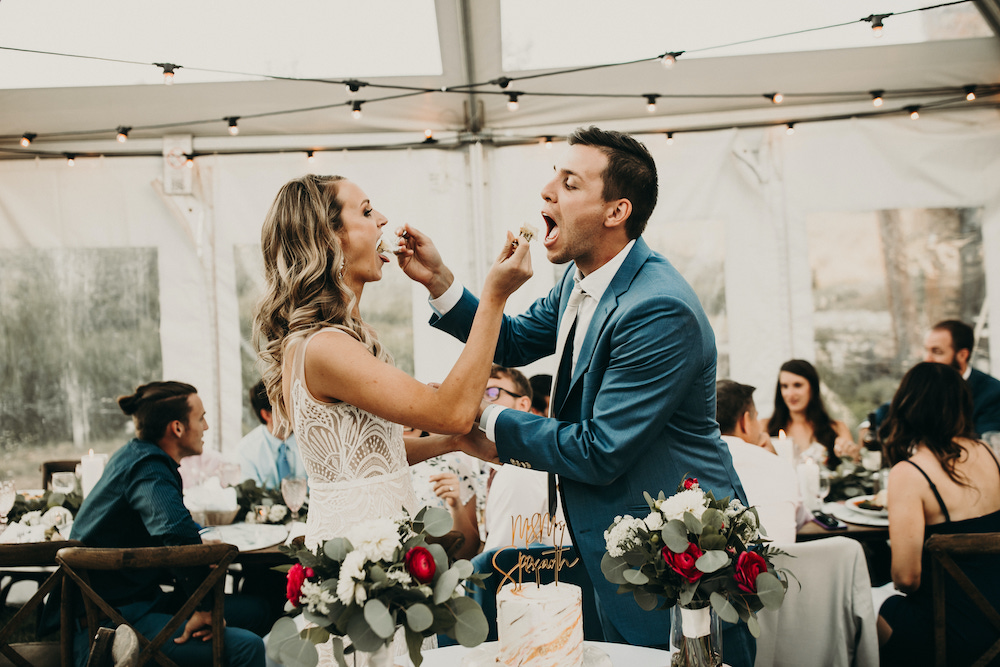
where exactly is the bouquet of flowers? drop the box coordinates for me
[267,506,489,667]
[601,478,790,666]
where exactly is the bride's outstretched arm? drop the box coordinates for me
[302,232,532,435]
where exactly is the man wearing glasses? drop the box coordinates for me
[480,365,572,552]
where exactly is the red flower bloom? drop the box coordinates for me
[683,478,699,490]
[286,563,307,606]
[734,550,768,594]
[404,546,436,584]
[662,542,704,583]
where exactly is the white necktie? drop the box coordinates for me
[549,280,586,417]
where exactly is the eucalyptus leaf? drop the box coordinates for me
[345,612,385,653]
[695,550,729,574]
[434,567,461,604]
[710,591,739,624]
[622,568,650,586]
[364,598,396,639]
[300,626,330,644]
[453,559,473,579]
[304,608,335,628]
[634,588,658,611]
[405,626,424,667]
[699,534,727,551]
[405,603,434,632]
[369,564,387,583]
[421,506,454,537]
[427,543,449,579]
[324,537,351,562]
[678,582,696,606]
[331,637,349,667]
[683,512,703,535]
[278,633,320,667]
[662,520,691,553]
[747,612,761,638]
[643,490,655,507]
[600,554,630,585]
[701,508,724,532]
[451,596,489,647]
[266,617,299,663]
[756,571,786,609]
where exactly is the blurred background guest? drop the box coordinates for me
[716,380,805,544]
[763,359,859,469]
[239,379,305,490]
[528,373,552,417]
[877,362,1000,665]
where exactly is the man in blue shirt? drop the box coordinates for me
[65,381,267,667]
[239,380,305,489]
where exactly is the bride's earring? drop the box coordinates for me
[338,258,345,280]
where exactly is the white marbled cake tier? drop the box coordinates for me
[496,581,584,667]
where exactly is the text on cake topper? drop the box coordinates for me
[493,512,578,592]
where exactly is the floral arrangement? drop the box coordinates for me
[267,506,489,667]
[234,479,306,523]
[601,478,790,639]
[8,490,81,526]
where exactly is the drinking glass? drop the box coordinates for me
[0,480,17,527]
[816,470,832,508]
[51,471,77,495]
[281,477,308,521]
[861,448,882,473]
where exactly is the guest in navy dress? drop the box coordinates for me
[878,362,1000,666]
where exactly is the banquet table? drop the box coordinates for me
[391,642,674,666]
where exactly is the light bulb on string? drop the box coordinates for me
[155,63,179,85]
[541,136,553,149]
[345,80,363,97]
[307,150,316,163]
[766,93,783,104]
[351,101,363,119]
[227,117,240,136]
[65,153,76,166]
[907,106,920,120]
[785,123,795,136]
[870,90,884,108]
[116,126,131,143]
[645,94,658,113]
[20,133,36,148]
[866,13,890,38]
[507,93,520,112]
[964,85,977,102]
[185,154,194,169]
[665,132,674,145]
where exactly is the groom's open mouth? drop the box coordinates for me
[542,213,558,247]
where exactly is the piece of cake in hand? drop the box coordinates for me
[377,230,402,256]
[496,582,584,667]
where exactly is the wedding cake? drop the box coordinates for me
[496,582,584,667]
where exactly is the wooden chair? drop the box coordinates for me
[926,532,1000,667]
[0,540,81,667]
[56,543,238,667]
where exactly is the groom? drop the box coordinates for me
[399,126,753,664]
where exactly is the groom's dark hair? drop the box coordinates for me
[569,126,658,239]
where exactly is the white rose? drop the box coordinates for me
[658,489,708,523]
[268,505,288,523]
[336,550,368,605]
[21,511,43,527]
[344,518,400,562]
[643,511,664,531]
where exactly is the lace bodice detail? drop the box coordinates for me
[288,329,418,547]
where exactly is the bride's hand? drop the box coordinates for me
[482,231,532,302]
[455,429,500,464]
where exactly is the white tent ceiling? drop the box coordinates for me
[1,0,999,160]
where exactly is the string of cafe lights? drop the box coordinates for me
[3,0,997,162]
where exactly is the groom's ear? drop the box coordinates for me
[604,198,632,230]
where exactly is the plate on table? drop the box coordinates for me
[846,495,888,518]
[826,502,888,527]
[200,523,289,552]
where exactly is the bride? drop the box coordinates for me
[253,174,531,663]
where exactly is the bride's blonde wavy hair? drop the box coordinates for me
[252,174,391,429]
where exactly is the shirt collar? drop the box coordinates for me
[963,365,972,381]
[576,239,635,303]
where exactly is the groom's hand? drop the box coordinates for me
[396,223,454,298]
[455,428,499,464]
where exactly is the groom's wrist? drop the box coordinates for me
[426,267,455,299]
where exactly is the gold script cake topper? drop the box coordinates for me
[493,512,579,593]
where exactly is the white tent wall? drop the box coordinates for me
[1,108,998,455]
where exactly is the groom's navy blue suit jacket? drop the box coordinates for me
[432,237,748,646]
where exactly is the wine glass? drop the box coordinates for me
[816,469,832,509]
[861,448,882,473]
[281,477,308,521]
[0,480,17,528]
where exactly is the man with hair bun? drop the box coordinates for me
[59,381,267,667]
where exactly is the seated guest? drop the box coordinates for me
[528,373,552,417]
[482,365,571,552]
[716,380,805,544]
[239,379,305,489]
[877,362,1000,665]
[63,381,267,667]
[762,359,860,468]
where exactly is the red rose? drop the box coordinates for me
[286,563,307,606]
[404,546,436,584]
[661,542,704,583]
[683,478,699,490]
[734,550,768,594]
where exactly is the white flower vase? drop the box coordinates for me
[670,603,722,667]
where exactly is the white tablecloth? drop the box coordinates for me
[393,642,672,666]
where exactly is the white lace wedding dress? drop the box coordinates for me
[289,328,423,666]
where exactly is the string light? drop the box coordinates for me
[665,132,674,145]
[907,106,920,120]
[226,117,240,135]
[870,90,884,107]
[185,154,194,168]
[19,133,36,148]
[495,77,512,89]
[765,93,783,104]
[660,51,683,69]
[154,63,180,85]
[345,80,364,97]
[964,85,977,101]
[507,93,520,112]
[541,136,553,148]
[307,150,315,163]
[116,126,130,143]
[785,123,795,136]
[645,94,658,113]
[351,101,363,119]
[865,13,891,37]
[65,153,76,166]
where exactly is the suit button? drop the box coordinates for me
[524,462,532,469]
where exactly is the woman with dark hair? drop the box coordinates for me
[762,359,859,468]
[877,362,1000,665]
